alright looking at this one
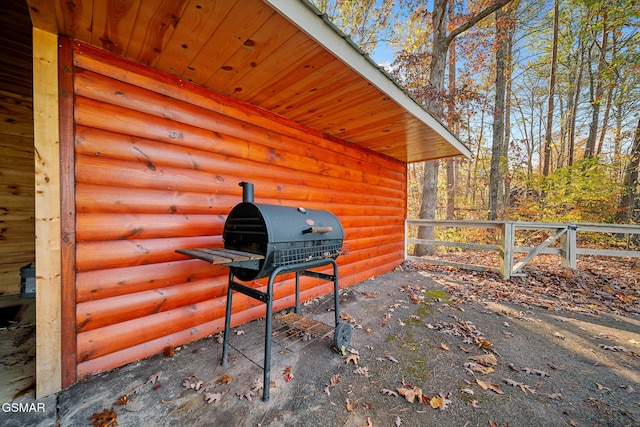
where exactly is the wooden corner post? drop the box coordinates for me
[33,27,62,398]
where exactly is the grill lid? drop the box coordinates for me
[222,182,344,281]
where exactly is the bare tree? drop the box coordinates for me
[414,0,513,255]
[542,0,560,176]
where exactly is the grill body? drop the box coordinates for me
[223,201,344,281]
[177,182,350,402]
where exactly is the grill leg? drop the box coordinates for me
[262,269,280,402]
[221,270,234,366]
[294,271,301,314]
[331,259,340,327]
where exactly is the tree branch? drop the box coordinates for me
[445,0,514,47]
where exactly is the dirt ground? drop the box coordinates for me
[4,257,639,427]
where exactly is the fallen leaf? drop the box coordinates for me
[477,338,493,349]
[146,371,162,385]
[440,343,450,351]
[358,416,373,427]
[620,385,635,393]
[387,355,399,363]
[215,374,233,385]
[464,362,490,375]
[235,330,245,336]
[553,332,566,340]
[430,392,451,410]
[354,366,370,377]
[345,354,359,366]
[547,393,563,400]
[88,408,118,427]
[114,395,130,406]
[236,390,256,401]
[394,415,402,426]
[346,398,355,412]
[397,386,423,404]
[476,379,504,395]
[470,400,480,408]
[503,378,536,395]
[340,313,357,323]
[204,390,228,404]
[468,354,497,366]
[329,374,340,387]
[461,388,474,395]
[430,396,443,409]
[381,388,399,397]
[522,368,549,377]
[596,383,611,392]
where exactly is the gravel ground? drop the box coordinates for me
[5,260,639,427]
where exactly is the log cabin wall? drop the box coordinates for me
[69,41,406,379]
[0,2,34,296]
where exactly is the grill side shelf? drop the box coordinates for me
[176,248,265,265]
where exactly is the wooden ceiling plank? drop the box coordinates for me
[286,73,368,122]
[90,0,142,55]
[238,35,321,100]
[180,1,275,84]
[153,0,236,75]
[125,0,190,66]
[261,59,349,108]
[296,85,388,126]
[262,60,361,113]
[339,108,424,136]
[203,12,300,93]
[244,48,336,108]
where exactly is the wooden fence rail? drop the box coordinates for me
[405,220,640,279]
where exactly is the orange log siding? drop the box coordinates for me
[67,41,406,378]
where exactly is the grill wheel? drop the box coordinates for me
[333,321,352,354]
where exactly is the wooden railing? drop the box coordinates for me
[405,220,640,279]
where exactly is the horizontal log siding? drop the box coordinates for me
[71,43,406,377]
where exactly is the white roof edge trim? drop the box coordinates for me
[263,0,472,160]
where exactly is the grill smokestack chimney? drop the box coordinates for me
[239,181,254,203]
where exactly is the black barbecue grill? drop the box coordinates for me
[177,182,351,401]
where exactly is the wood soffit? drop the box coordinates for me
[25,0,471,163]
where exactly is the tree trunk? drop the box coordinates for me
[567,37,584,167]
[445,0,456,220]
[489,7,507,220]
[584,11,609,159]
[616,117,640,225]
[414,161,439,256]
[414,0,513,252]
[542,0,559,177]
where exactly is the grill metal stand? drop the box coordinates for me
[222,257,345,401]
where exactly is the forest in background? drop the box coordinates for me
[310,0,640,229]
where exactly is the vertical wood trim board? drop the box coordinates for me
[33,28,62,398]
[70,41,407,379]
[58,36,77,388]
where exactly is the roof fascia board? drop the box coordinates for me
[262,0,472,160]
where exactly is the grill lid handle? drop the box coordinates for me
[302,226,333,234]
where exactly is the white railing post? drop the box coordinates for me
[500,222,514,279]
[560,224,577,269]
[404,219,408,261]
